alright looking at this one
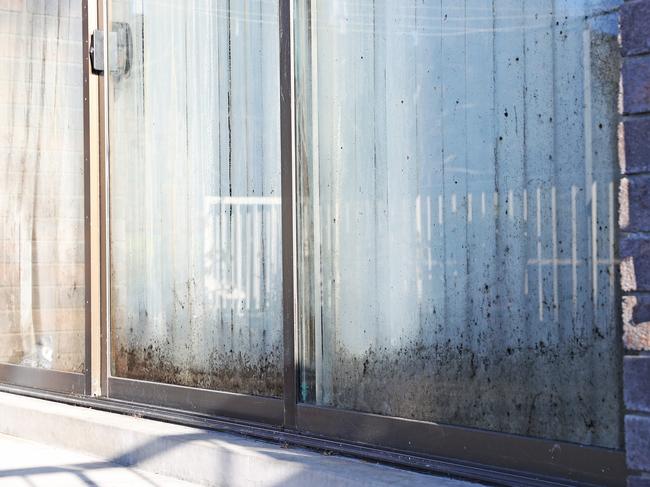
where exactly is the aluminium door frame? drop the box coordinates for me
[96,0,284,427]
[282,1,626,485]
[0,365,85,395]
[0,0,100,397]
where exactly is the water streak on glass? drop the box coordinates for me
[295,0,623,448]
[108,0,283,397]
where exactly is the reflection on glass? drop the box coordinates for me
[0,2,85,372]
[109,1,283,396]
[295,0,622,447]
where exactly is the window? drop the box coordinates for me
[108,0,283,397]
[295,0,622,449]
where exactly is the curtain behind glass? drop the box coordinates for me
[109,0,282,397]
[296,0,622,448]
[0,1,85,372]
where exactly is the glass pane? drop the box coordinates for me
[108,1,283,397]
[295,0,622,448]
[0,1,85,372]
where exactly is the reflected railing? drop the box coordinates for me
[203,195,282,317]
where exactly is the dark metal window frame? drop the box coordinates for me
[0,0,99,399]
[0,365,85,395]
[0,1,626,485]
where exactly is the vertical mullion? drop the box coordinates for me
[82,0,102,396]
[98,0,109,398]
[280,0,297,428]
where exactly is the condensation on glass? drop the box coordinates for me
[0,1,85,372]
[295,0,623,448]
[108,1,283,396]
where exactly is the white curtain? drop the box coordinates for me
[296,0,622,448]
[0,1,85,372]
[109,0,282,396]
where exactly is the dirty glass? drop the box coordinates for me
[295,0,622,448]
[108,1,283,396]
[0,1,85,372]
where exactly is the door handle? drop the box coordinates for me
[89,23,132,79]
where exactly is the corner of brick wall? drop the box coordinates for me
[620,1,650,485]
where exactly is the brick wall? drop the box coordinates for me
[620,1,650,484]
[0,0,85,372]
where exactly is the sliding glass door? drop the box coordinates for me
[106,0,283,418]
[0,0,86,393]
[294,0,622,450]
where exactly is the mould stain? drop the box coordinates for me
[294,4,624,452]
[113,341,283,398]
[318,335,621,449]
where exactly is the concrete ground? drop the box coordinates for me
[0,392,479,487]
[0,433,200,486]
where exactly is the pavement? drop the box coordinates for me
[0,392,479,487]
[0,433,200,486]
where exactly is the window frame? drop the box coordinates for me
[0,0,627,484]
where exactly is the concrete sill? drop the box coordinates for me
[0,391,474,487]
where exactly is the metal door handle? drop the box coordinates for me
[89,22,132,79]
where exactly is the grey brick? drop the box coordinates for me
[623,118,650,174]
[621,176,650,232]
[635,296,650,323]
[623,56,650,115]
[629,476,650,487]
[621,234,650,291]
[622,0,650,56]
[626,415,650,471]
[623,295,650,350]
[625,355,650,412]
